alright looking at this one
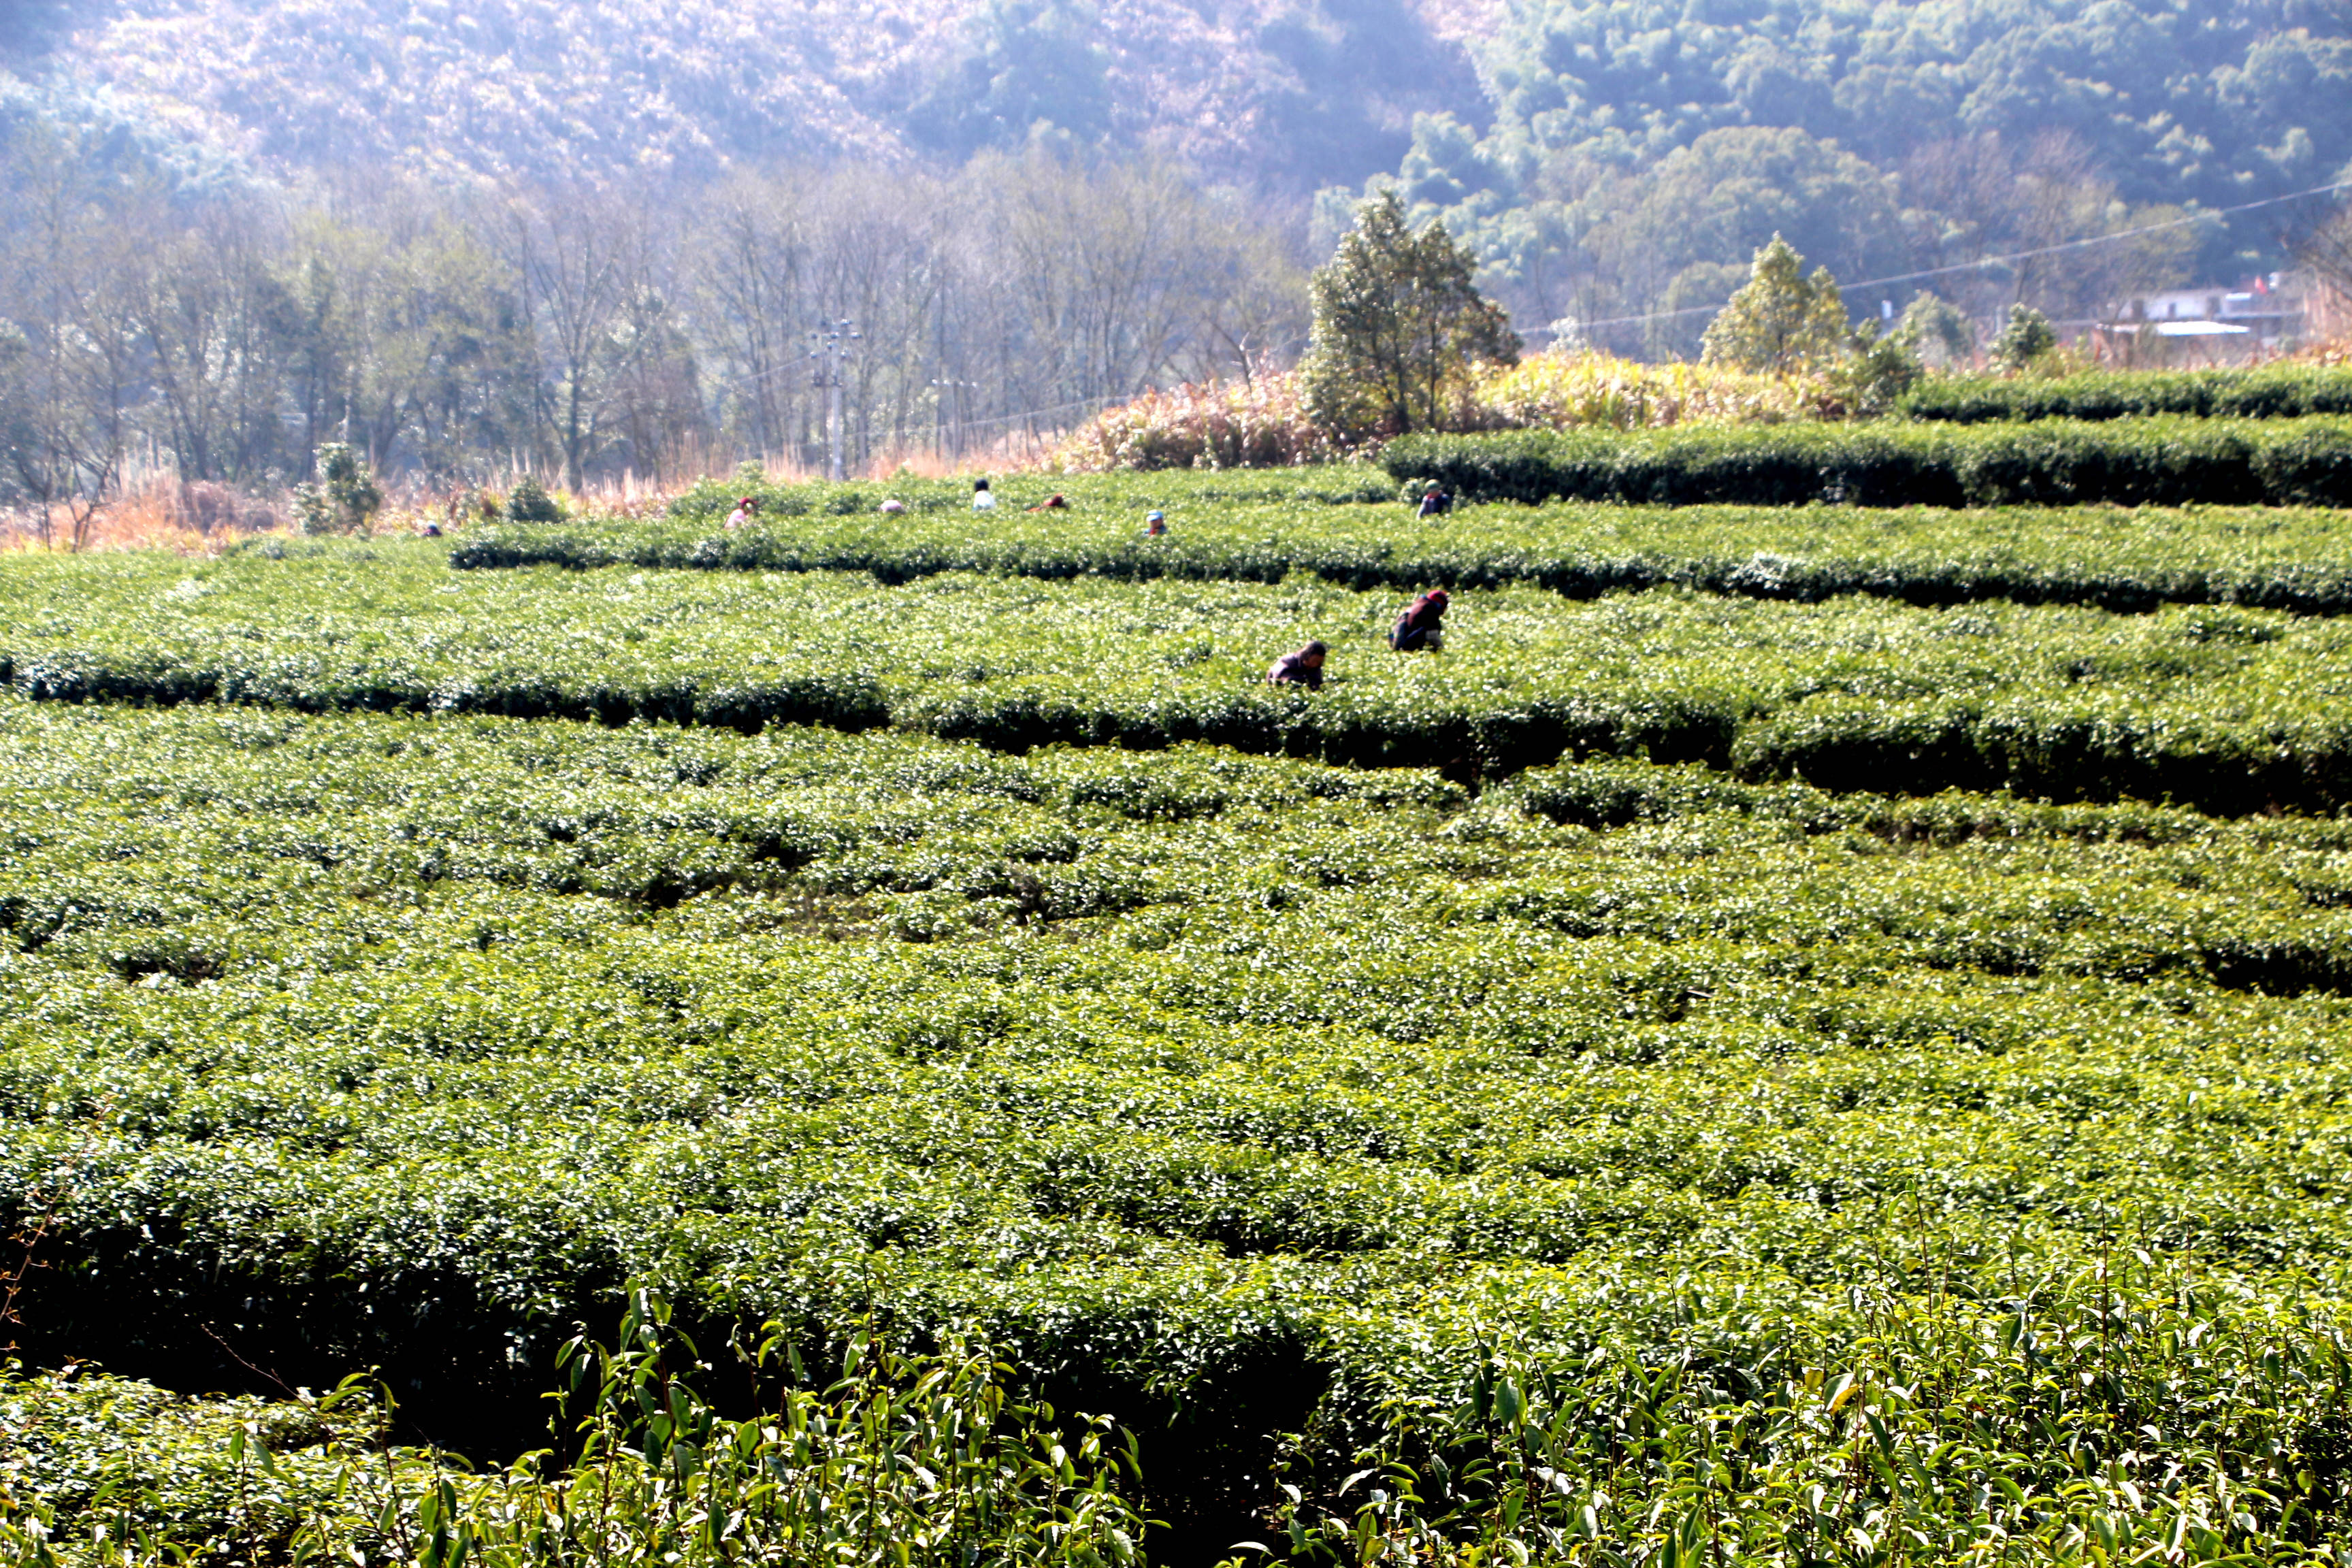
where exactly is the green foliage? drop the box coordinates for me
[3,695,2352,1556]
[27,540,2352,811]
[0,1362,379,1562]
[1382,416,2352,510]
[1268,1286,2352,1567]
[0,1294,1147,1566]
[289,443,383,537]
[1354,0,2352,337]
[1699,235,1850,377]
[1900,290,1976,368]
[14,431,2352,1563]
[1835,318,1924,418]
[505,474,563,524]
[460,476,2352,618]
[1301,191,1519,440]
[1903,365,2352,423]
[1990,304,2061,374]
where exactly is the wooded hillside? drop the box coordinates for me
[0,0,1484,197]
[1373,0,2352,347]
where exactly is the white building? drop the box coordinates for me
[2114,275,2304,346]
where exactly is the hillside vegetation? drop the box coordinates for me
[1364,0,2352,348]
[1,0,1482,194]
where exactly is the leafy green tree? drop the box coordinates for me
[1990,304,2059,372]
[1900,291,1976,368]
[1301,190,1519,438]
[1651,261,1749,361]
[505,474,562,523]
[1700,235,1848,375]
[1839,321,1924,416]
[291,442,382,535]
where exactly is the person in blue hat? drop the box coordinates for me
[1143,510,1167,536]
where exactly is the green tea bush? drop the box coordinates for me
[663,468,1398,529]
[19,549,2352,812]
[4,693,2352,1557]
[4,698,2352,1558]
[0,1294,1149,1568]
[14,416,2352,1565]
[1903,365,2352,423]
[459,492,2352,618]
[1382,416,2352,508]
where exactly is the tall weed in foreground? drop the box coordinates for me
[0,1289,1149,1567]
[1257,1250,2352,1568]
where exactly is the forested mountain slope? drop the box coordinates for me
[1366,0,2352,348]
[0,0,1485,195]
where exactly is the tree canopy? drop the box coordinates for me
[1303,191,1520,438]
[0,0,1481,198]
[1348,0,2352,350]
[1700,235,1848,374]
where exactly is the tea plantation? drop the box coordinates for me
[3,475,2352,1565]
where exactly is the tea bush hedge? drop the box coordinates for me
[1381,416,2352,508]
[457,495,2352,618]
[10,455,2352,1563]
[17,546,2352,813]
[1899,365,2352,423]
[2,697,2351,1560]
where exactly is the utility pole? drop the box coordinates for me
[815,318,860,480]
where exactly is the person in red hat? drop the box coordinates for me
[724,495,760,530]
[1389,588,1450,652]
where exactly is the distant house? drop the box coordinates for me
[2089,274,2308,361]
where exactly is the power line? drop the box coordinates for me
[1553,174,2352,335]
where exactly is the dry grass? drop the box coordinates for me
[0,438,1077,554]
[1054,372,1347,472]
[2278,336,2352,368]
[1049,352,1843,472]
[0,473,287,555]
[1471,351,1839,429]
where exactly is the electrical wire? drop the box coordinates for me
[1552,173,2352,333]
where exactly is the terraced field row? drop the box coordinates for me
[471,491,2352,617]
[3,698,2350,1560]
[6,470,2352,1564]
[10,542,2352,813]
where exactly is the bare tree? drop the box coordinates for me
[698,172,811,459]
[0,134,1314,493]
[2291,201,2352,340]
[0,125,133,548]
[507,185,640,489]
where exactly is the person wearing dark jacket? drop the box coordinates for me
[1267,640,1326,690]
[1390,589,1449,651]
[1416,483,1452,519]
